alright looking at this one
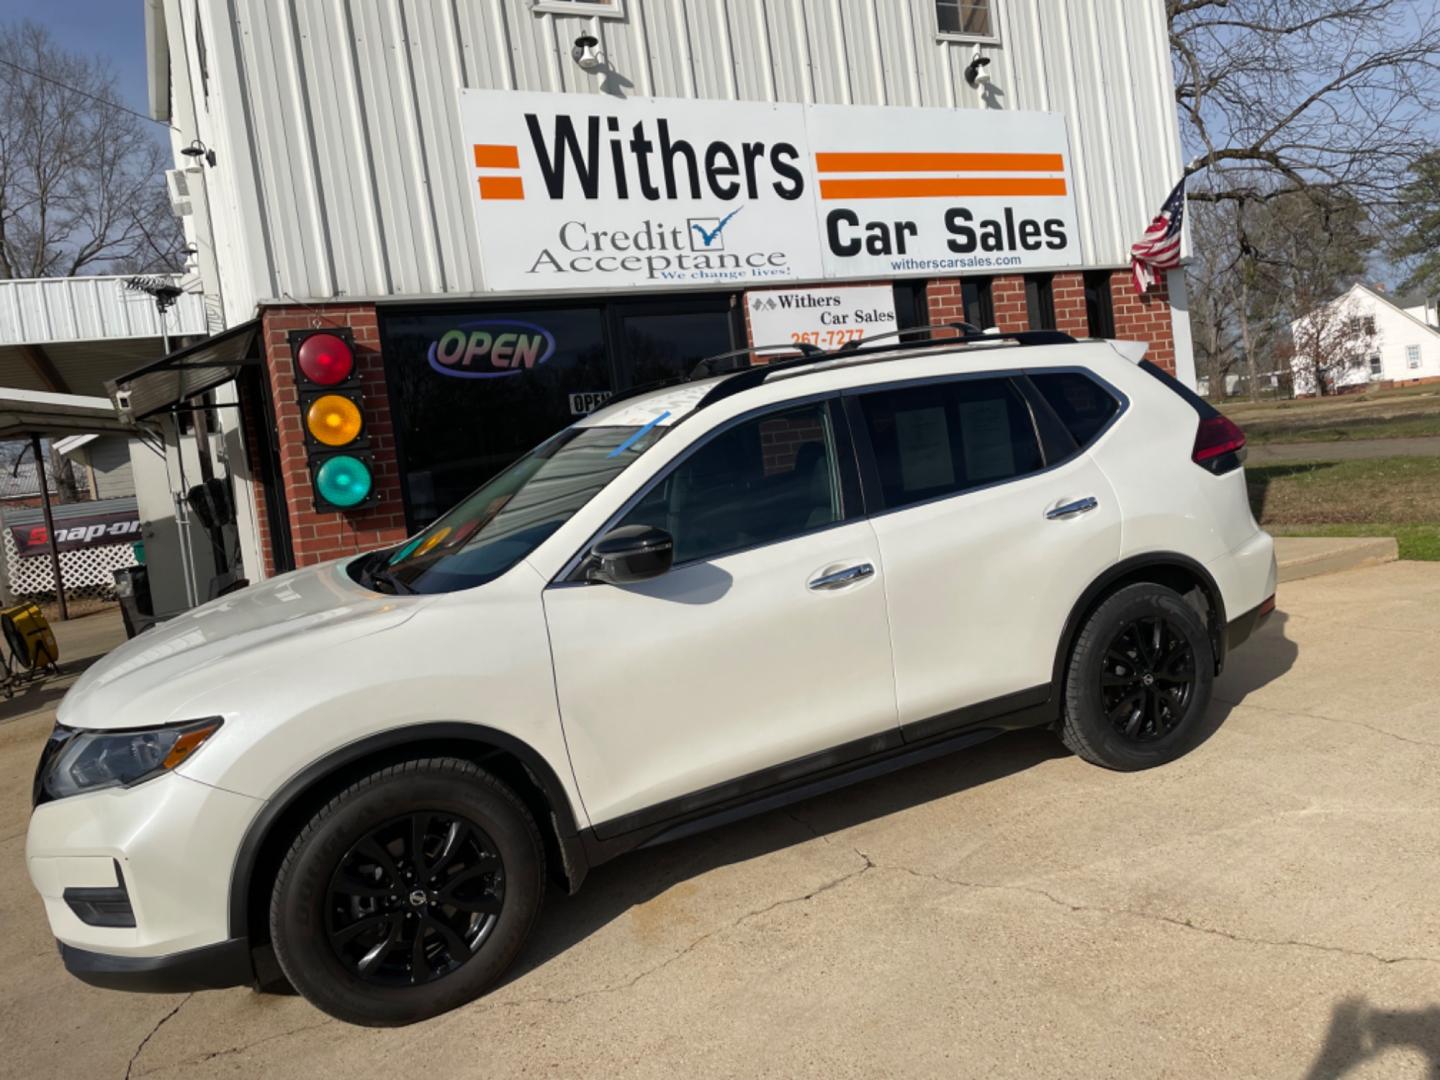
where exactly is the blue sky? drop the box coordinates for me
[0,0,156,127]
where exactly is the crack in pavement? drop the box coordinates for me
[124,994,191,1080]
[1216,696,1440,751]
[866,855,1440,968]
[480,846,876,1014]
[136,1019,336,1075]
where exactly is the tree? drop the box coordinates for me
[1289,290,1379,396]
[1189,192,1373,399]
[1390,151,1440,299]
[0,20,183,279]
[1170,0,1440,208]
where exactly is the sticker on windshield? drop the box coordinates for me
[608,411,670,457]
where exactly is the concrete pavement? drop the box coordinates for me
[4,568,1440,1079]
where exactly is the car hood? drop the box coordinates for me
[59,559,425,730]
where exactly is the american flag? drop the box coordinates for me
[1130,179,1186,294]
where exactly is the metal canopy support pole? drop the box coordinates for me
[29,433,68,621]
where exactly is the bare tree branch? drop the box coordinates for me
[0,20,183,279]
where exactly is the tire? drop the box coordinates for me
[1059,582,1215,771]
[269,757,545,1026]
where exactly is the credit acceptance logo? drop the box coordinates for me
[427,320,556,379]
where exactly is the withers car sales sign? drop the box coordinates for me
[459,91,1081,293]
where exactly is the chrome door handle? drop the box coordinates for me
[1045,496,1098,520]
[808,563,875,590]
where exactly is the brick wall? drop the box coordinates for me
[258,304,409,569]
[1052,271,1089,337]
[1110,269,1176,375]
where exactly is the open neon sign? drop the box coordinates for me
[427,319,557,379]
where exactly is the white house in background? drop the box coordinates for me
[1290,282,1440,395]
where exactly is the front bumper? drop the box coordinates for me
[59,937,252,993]
[27,770,261,979]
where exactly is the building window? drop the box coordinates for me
[1407,344,1421,369]
[194,9,210,105]
[531,0,625,16]
[1084,271,1115,339]
[893,281,929,334]
[1025,275,1056,332]
[962,277,995,330]
[935,0,996,40]
[1369,354,1382,378]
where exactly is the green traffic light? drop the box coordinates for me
[315,455,372,508]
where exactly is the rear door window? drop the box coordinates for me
[855,377,1044,511]
[1028,371,1120,446]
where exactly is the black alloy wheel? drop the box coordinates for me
[270,757,545,1026]
[1059,582,1215,770]
[1100,615,1197,743]
[326,812,505,986]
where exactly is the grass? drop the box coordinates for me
[1218,384,1440,444]
[1246,455,1440,560]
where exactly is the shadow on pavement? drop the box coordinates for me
[507,607,1303,987]
[1304,997,1440,1079]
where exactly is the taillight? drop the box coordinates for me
[1192,415,1246,473]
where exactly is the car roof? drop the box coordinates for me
[577,336,1143,431]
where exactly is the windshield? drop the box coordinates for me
[373,423,668,594]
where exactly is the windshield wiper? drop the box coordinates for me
[358,550,414,595]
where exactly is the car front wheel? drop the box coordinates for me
[269,757,544,1026]
[1060,582,1215,770]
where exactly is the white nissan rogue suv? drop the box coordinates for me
[27,329,1275,1026]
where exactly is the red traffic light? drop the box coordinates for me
[296,332,354,386]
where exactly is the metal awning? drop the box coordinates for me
[108,318,261,420]
[0,387,135,440]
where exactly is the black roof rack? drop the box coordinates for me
[593,322,1077,424]
[691,323,1076,410]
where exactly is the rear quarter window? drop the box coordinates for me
[1028,371,1120,446]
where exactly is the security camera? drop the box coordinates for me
[572,34,602,72]
[964,47,992,88]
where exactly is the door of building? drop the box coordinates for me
[607,297,741,389]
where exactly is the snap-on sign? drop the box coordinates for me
[10,512,141,555]
[427,320,558,379]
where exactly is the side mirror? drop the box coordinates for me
[586,525,674,585]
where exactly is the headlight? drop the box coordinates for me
[36,718,223,802]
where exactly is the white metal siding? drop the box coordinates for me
[169,0,1182,315]
[0,275,208,346]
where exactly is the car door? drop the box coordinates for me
[848,372,1122,740]
[542,397,899,835]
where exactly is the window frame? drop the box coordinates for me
[1083,271,1116,339]
[1021,367,1128,463]
[1025,274,1057,332]
[1368,353,1383,378]
[934,0,1001,44]
[1406,344,1421,369]
[531,0,626,17]
[962,277,996,330]
[555,393,863,583]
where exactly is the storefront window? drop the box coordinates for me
[380,295,738,531]
[381,306,610,528]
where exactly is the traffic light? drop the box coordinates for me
[291,328,375,511]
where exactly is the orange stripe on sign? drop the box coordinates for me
[473,144,520,169]
[479,176,525,200]
[819,177,1069,199]
[815,152,1064,173]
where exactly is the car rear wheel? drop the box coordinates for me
[1060,583,1214,770]
[269,757,544,1026]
